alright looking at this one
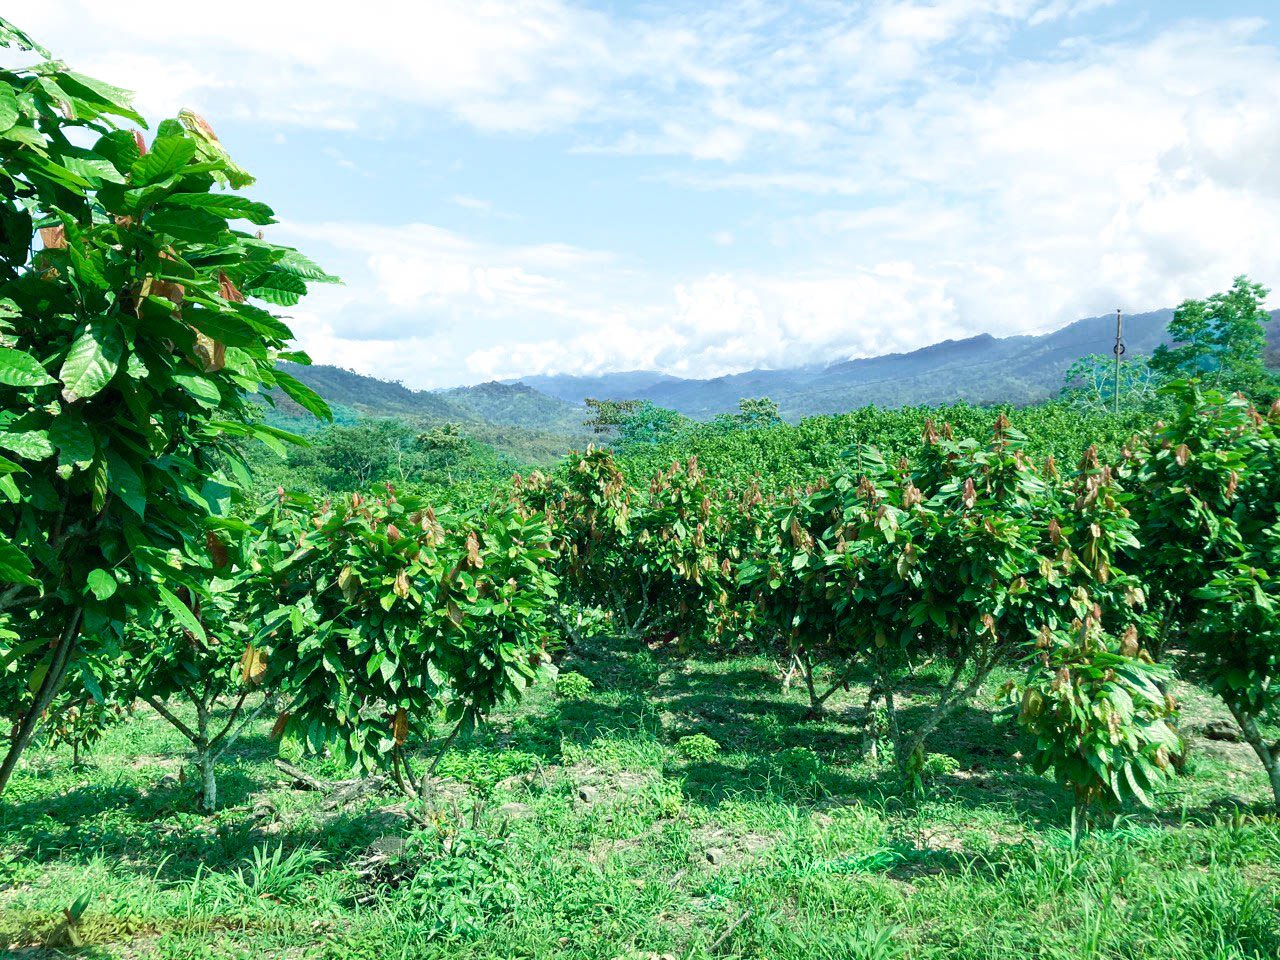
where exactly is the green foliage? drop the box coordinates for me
[709,396,783,431]
[1010,619,1180,811]
[1131,381,1280,807]
[198,843,328,908]
[554,671,593,700]
[616,400,689,446]
[520,449,736,645]
[615,401,1149,493]
[399,824,519,943]
[1062,353,1160,413]
[1151,276,1277,399]
[0,19,333,793]
[251,488,557,780]
[675,733,720,762]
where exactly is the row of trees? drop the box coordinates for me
[2,20,1275,822]
[517,383,1279,812]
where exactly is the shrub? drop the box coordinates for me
[675,733,720,763]
[555,672,594,701]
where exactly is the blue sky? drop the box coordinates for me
[23,1,1280,387]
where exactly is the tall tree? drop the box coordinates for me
[1151,276,1276,396]
[0,20,332,796]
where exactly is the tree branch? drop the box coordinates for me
[146,696,201,745]
[208,687,252,750]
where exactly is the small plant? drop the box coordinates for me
[756,713,785,745]
[652,778,685,818]
[237,843,328,905]
[676,733,721,763]
[776,746,826,796]
[400,824,518,942]
[555,672,594,701]
[921,753,961,778]
[61,892,92,948]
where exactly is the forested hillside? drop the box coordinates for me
[518,308,1280,418]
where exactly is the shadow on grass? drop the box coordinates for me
[0,629,1080,885]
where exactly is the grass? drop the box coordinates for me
[1,633,1278,959]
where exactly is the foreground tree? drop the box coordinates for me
[1133,382,1280,809]
[250,488,557,807]
[0,20,333,796]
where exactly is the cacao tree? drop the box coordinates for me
[1011,616,1180,815]
[1133,382,1280,808]
[129,525,277,812]
[249,487,557,807]
[0,19,333,796]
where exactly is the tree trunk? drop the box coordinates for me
[863,686,881,762]
[1227,702,1280,812]
[0,609,83,798]
[890,647,996,785]
[198,749,218,813]
[799,652,820,714]
[194,699,216,813]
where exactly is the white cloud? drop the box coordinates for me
[18,4,1280,388]
[23,0,618,132]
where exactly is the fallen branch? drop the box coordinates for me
[274,759,330,791]
[273,758,388,809]
[708,909,752,952]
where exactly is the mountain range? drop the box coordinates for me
[272,307,1279,441]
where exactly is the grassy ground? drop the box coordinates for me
[2,634,1278,959]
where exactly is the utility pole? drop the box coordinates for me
[1112,307,1125,414]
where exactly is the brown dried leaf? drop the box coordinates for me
[240,644,267,685]
[39,225,67,249]
[270,711,291,739]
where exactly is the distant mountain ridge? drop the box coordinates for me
[514,309,1279,419]
[272,307,1279,436]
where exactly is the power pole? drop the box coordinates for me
[1112,308,1125,414]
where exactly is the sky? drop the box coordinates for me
[18,1,1280,388]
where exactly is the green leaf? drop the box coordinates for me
[86,568,118,601]
[49,416,95,471]
[0,16,51,55]
[171,371,222,406]
[273,249,339,283]
[244,270,307,306]
[0,84,19,134]
[0,347,54,387]
[164,193,275,225]
[61,153,127,185]
[0,535,36,586]
[274,369,332,422]
[0,427,52,460]
[55,71,145,125]
[60,325,123,402]
[130,136,198,187]
[147,207,227,243]
[94,129,142,174]
[104,447,146,516]
[183,306,265,350]
[156,584,207,643]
